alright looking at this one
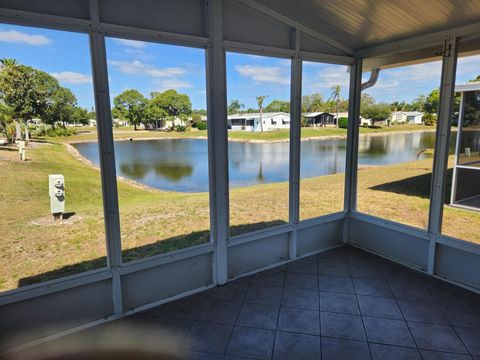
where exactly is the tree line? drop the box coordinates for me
[0,59,94,139]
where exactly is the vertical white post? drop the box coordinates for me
[343,58,363,242]
[427,36,458,274]
[449,91,464,206]
[89,0,123,315]
[289,29,302,259]
[206,0,229,285]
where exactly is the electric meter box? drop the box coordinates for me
[49,174,65,215]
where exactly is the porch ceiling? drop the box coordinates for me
[255,0,480,53]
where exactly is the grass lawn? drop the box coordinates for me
[65,124,436,143]
[0,131,478,292]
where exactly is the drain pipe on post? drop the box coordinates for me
[361,68,380,91]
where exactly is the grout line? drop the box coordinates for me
[270,266,287,360]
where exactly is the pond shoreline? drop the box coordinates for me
[66,128,437,145]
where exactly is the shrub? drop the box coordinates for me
[423,113,436,126]
[31,125,77,137]
[196,121,207,130]
[338,117,348,129]
[175,125,187,132]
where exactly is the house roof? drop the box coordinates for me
[228,112,290,119]
[303,112,332,117]
[455,81,480,93]
[392,111,424,116]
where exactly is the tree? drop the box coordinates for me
[0,103,13,140]
[71,107,90,126]
[360,93,375,108]
[302,93,323,112]
[228,99,244,114]
[424,89,439,114]
[410,94,427,111]
[150,90,191,117]
[329,85,342,128]
[256,95,268,132]
[264,100,290,113]
[113,89,147,130]
[468,75,480,82]
[44,87,77,125]
[0,59,60,125]
[361,103,391,127]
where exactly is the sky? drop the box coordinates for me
[0,23,479,111]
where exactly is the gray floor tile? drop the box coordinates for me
[420,350,474,360]
[277,307,320,335]
[318,261,350,277]
[149,318,195,340]
[245,285,283,306]
[149,293,209,320]
[363,316,415,347]
[320,311,366,341]
[455,327,480,356]
[389,281,431,301]
[408,322,467,354]
[287,258,318,274]
[284,272,318,290]
[370,343,421,360]
[281,288,319,310]
[357,295,403,319]
[197,299,242,324]
[441,306,480,329]
[320,292,360,315]
[350,263,384,280]
[211,283,248,302]
[252,270,286,287]
[184,351,225,359]
[236,303,279,330]
[184,322,233,354]
[353,279,393,298]
[273,331,321,360]
[318,275,355,294]
[398,300,448,324]
[321,337,371,360]
[226,326,275,360]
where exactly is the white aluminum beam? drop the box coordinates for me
[0,7,90,33]
[427,36,459,274]
[288,29,302,260]
[206,0,229,285]
[224,40,295,58]
[102,23,209,49]
[89,0,123,315]
[344,58,363,214]
[236,0,353,56]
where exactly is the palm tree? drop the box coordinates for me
[228,99,244,115]
[0,58,18,68]
[329,85,341,128]
[256,95,268,132]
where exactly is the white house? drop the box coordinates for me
[332,112,371,126]
[391,111,424,124]
[228,112,290,132]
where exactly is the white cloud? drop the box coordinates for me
[0,29,51,45]
[51,71,92,84]
[109,60,186,78]
[304,66,350,93]
[235,65,289,85]
[113,38,146,48]
[153,79,192,91]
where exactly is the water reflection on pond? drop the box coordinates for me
[74,131,472,193]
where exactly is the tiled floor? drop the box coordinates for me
[10,246,480,359]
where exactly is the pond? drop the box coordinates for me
[74,131,466,193]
